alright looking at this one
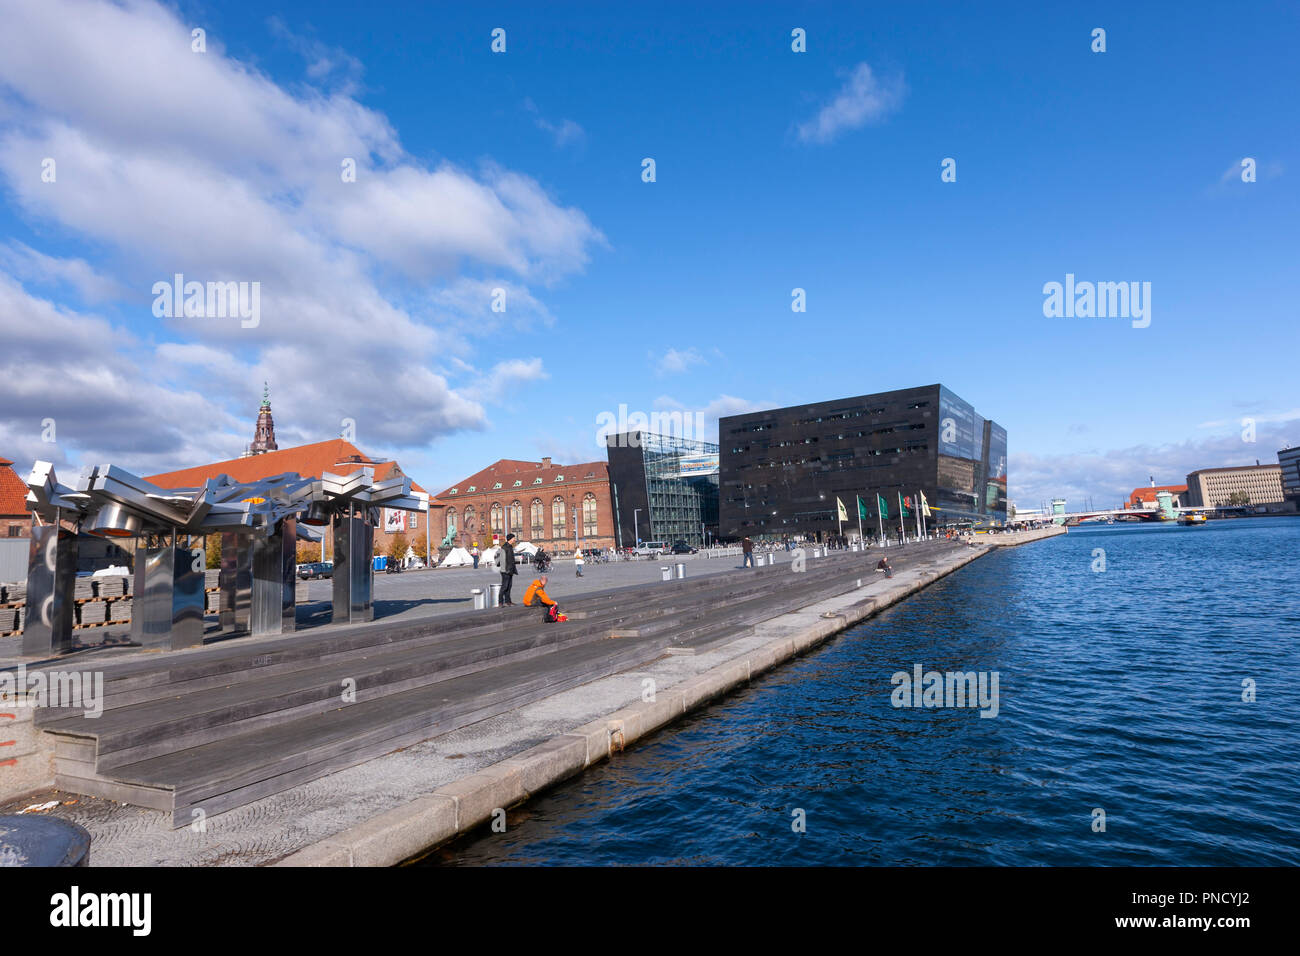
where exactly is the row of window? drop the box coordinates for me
[729,423,927,455]
[737,444,931,470]
[445,494,601,540]
[726,402,932,438]
[447,471,599,495]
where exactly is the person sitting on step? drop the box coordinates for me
[523,575,565,621]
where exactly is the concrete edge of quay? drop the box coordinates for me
[274,527,1065,867]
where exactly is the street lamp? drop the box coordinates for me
[633,508,641,547]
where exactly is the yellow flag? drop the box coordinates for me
[836,496,848,521]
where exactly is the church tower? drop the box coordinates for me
[245,381,279,456]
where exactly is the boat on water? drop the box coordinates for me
[1179,513,1208,526]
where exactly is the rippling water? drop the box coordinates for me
[430,518,1300,866]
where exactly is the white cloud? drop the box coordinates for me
[1196,408,1300,429]
[524,98,586,148]
[429,277,555,344]
[0,0,604,474]
[490,358,548,383]
[0,242,129,304]
[655,347,706,375]
[0,273,247,472]
[796,62,905,145]
[651,393,772,441]
[1010,426,1297,511]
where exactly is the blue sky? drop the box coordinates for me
[0,0,1295,510]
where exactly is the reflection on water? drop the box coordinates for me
[428,518,1300,866]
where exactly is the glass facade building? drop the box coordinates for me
[718,384,1006,540]
[605,432,720,547]
[1278,446,1300,503]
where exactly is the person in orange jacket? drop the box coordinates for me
[522,576,565,621]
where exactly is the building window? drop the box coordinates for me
[493,482,502,489]
[552,497,566,540]
[513,480,522,487]
[463,506,477,540]
[409,514,418,530]
[449,488,457,496]
[490,502,503,535]
[510,500,522,534]
[582,493,598,538]
[7,526,20,537]
[467,486,476,493]
[530,499,544,540]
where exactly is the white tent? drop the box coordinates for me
[514,541,538,555]
[438,547,475,568]
[480,545,501,566]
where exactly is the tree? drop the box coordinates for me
[296,541,321,564]
[388,533,409,565]
[205,533,222,569]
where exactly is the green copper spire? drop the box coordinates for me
[261,381,270,409]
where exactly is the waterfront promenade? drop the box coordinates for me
[1,528,1064,865]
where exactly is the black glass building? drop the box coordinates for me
[605,432,720,548]
[718,384,1006,540]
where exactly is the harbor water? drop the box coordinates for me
[429,518,1300,866]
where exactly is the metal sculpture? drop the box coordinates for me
[23,461,427,655]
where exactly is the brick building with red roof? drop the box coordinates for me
[430,456,615,551]
[1127,484,1188,509]
[147,438,431,558]
[1,457,31,539]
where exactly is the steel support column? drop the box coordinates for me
[22,525,79,656]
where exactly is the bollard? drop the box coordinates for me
[660,566,671,582]
[488,583,501,607]
[471,588,485,610]
[674,562,685,579]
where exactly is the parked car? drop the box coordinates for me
[297,562,333,580]
[634,541,667,556]
[670,541,697,555]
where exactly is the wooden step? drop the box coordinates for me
[106,633,671,827]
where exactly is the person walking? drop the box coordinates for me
[496,533,517,606]
[574,547,584,577]
[470,543,480,569]
[742,535,754,568]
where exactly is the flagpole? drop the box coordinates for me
[876,493,884,547]
[915,492,922,540]
[897,491,906,543]
[856,495,863,546]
